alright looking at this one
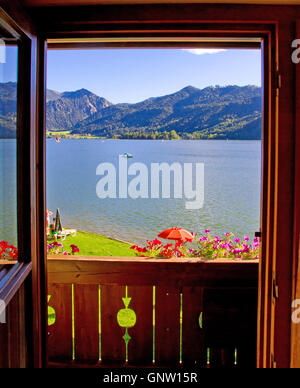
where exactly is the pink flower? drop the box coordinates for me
[253,240,260,248]
[244,235,249,241]
[204,229,210,234]
[234,238,241,243]
[199,236,208,242]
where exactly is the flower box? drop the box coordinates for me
[0,259,18,265]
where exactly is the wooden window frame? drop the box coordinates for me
[0,6,47,368]
[0,1,297,369]
[35,20,278,368]
[0,10,33,309]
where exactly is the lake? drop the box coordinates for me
[0,139,261,245]
[0,140,17,246]
[46,139,261,244]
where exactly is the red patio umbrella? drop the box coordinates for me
[158,227,194,242]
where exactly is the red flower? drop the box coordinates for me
[175,240,183,248]
[0,241,18,260]
[152,239,162,246]
[70,244,79,254]
[164,243,173,249]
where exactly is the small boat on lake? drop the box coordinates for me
[121,152,133,158]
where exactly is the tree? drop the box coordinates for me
[169,130,180,140]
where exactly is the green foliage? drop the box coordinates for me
[71,85,262,140]
[189,230,260,259]
[47,230,135,257]
[0,82,262,140]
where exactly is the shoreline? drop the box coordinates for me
[46,136,262,141]
[0,137,263,141]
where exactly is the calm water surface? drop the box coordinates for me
[46,139,261,244]
[0,140,17,246]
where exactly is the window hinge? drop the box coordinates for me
[273,273,279,300]
[255,231,261,238]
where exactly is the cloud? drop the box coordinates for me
[183,49,226,55]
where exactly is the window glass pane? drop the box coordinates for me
[0,34,18,259]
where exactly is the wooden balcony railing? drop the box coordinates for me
[47,256,259,368]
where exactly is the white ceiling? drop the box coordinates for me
[23,0,300,6]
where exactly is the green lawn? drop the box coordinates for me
[48,230,135,257]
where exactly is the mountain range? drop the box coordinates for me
[0,82,262,140]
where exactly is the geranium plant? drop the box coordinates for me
[189,230,260,260]
[0,241,18,261]
[130,238,187,258]
[130,230,260,260]
[47,241,80,256]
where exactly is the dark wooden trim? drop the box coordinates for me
[0,283,28,368]
[47,360,186,368]
[47,360,184,368]
[48,257,259,288]
[291,20,300,369]
[17,27,35,266]
[27,4,300,29]
[48,41,261,50]
[257,30,276,369]
[34,36,48,368]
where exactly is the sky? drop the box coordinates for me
[43,48,261,104]
[0,46,18,83]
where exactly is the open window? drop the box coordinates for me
[0,10,34,368]
[0,1,297,370]
[0,13,32,306]
[44,36,269,368]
